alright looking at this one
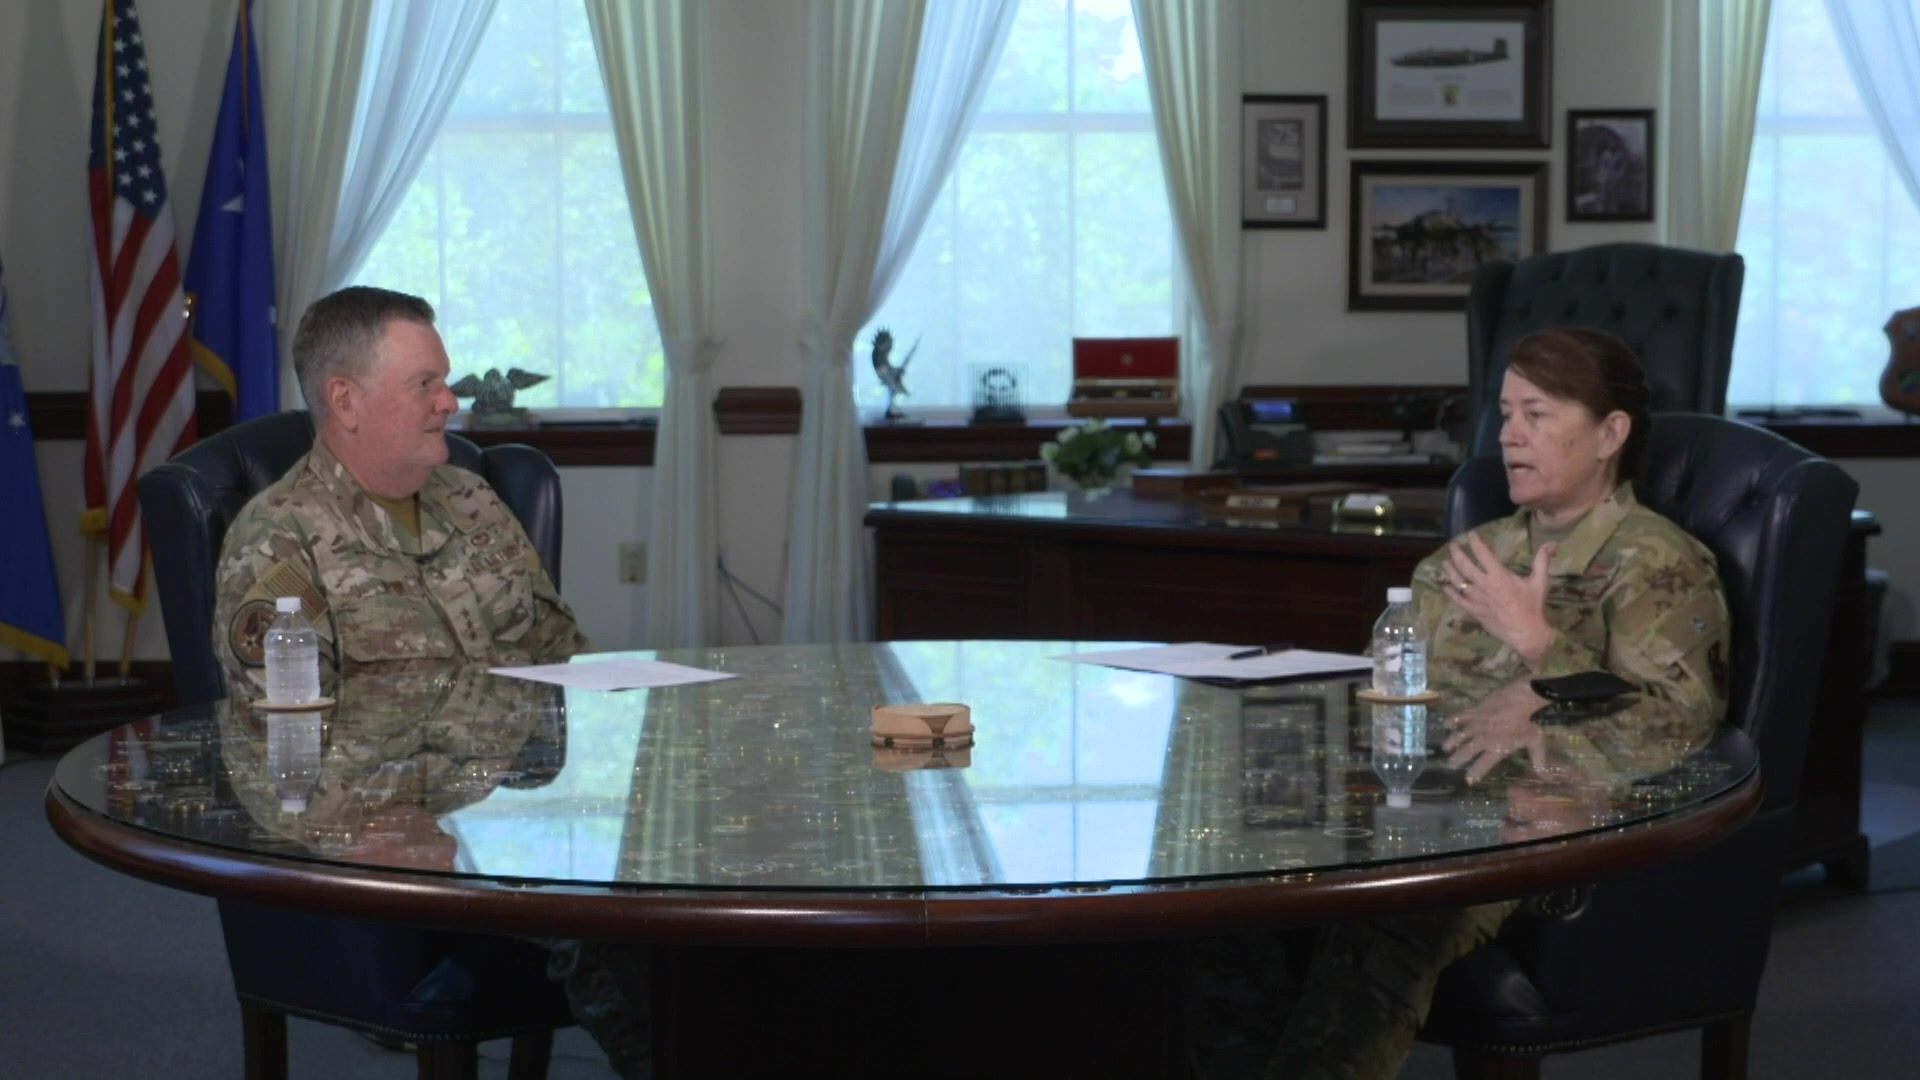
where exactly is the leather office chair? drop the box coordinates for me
[1465,243,1745,454]
[137,410,574,1080]
[1418,414,1858,1079]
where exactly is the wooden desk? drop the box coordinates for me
[869,491,1446,652]
[868,494,1880,884]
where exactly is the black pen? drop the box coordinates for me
[1227,643,1293,660]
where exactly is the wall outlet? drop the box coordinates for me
[619,542,646,584]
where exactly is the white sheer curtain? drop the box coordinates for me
[1132,0,1243,469]
[260,1,373,407]
[328,0,498,287]
[782,0,1015,643]
[1666,0,1773,251]
[586,0,721,648]
[1823,0,1920,212]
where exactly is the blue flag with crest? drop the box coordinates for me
[185,0,278,420]
[0,256,70,668]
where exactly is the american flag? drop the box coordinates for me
[83,0,197,614]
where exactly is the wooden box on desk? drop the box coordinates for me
[1130,468,1237,499]
[1068,337,1180,418]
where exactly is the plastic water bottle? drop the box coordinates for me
[264,597,321,705]
[265,712,323,813]
[1371,703,1429,809]
[1371,586,1427,697]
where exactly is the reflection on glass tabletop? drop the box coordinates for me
[53,642,1754,894]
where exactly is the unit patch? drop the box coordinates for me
[227,599,279,668]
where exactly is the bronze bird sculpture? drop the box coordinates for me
[450,367,549,414]
[870,328,919,421]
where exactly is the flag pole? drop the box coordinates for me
[118,608,138,679]
[82,537,99,681]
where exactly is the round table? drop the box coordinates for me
[48,641,1758,941]
[45,642,1760,1075]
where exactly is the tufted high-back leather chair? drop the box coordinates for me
[137,410,574,1080]
[1421,414,1858,1079]
[1466,243,1745,454]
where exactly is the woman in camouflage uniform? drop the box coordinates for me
[1193,327,1731,1079]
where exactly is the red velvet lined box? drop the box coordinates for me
[1068,337,1180,417]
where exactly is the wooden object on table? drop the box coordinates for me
[1068,337,1179,418]
[1204,480,1372,524]
[1130,468,1237,499]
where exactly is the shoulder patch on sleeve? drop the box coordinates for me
[227,600,278,668]
[245,557,329,626]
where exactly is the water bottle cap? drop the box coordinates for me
[1386,791,1412,809]
[275,597,301,614]
[1387,587,1413,603]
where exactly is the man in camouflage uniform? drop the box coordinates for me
[212,286,586,695]
[1191,483,1731,1079]
[211,287,641,1069]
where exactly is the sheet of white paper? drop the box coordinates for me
[1056,642,1370,681]
[489,657,737,691]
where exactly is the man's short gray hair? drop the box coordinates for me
[291,286,436,422]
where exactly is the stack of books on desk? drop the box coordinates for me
[959,461,1048,496]
[1202,481,1373,524]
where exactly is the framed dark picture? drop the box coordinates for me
[1348,0,1552,149]
[1567,109,1655,221]
[1242,94,1328,228]
[1347,159,1548,311]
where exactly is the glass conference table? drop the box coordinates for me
[46,642,1760,1075]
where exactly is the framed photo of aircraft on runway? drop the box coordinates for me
[1347,159,1548,311]
[1348,0,1552,149]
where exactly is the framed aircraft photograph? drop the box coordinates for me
[1347,159,1548,311]
[1348,0,1553,149]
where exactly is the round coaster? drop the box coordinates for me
[1354,688,1441,704]
[871,702,973,741]
[249,695,336,712]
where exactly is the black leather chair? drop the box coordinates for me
[1465,243,1745,454]
[1418,414,1859,1079]
[137,410,574,1080]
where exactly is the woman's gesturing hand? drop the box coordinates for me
[1442,533,1556,667]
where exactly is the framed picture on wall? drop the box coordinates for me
[1567,109,1656,222]
[1242,94,1328,228]
[1347,159,1548,311]
[1348,0,1552,149]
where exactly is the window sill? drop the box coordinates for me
[1739,412,1920,459]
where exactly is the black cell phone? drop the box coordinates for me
[1531,671,1638,704]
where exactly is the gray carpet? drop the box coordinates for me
[3,702,1916,1079]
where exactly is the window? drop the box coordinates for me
[857,0,1179,414]
[1732,0,1920,407]
[353,0,664,409]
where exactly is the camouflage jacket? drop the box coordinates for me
[1411,483,1730,773]
[219,664,567,863]
[213,439,588,695]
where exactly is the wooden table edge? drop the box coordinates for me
[46,771,1760,947]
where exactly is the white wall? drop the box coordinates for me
[2,0,1912,663]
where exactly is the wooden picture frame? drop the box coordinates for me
[1348,0,1553,149]
[1347,159,1549,311]
[1242,94,1329,228]
[1567,108,1656,222]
